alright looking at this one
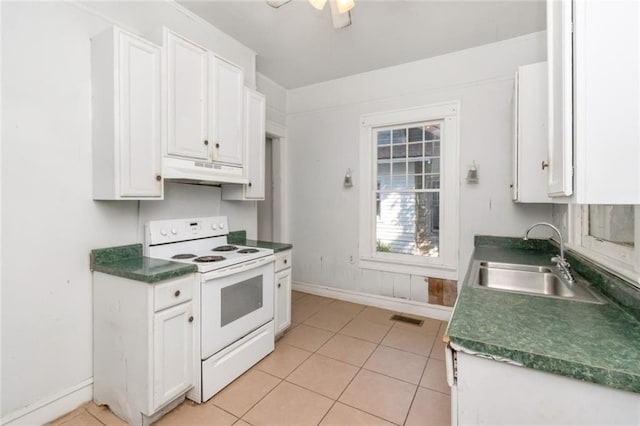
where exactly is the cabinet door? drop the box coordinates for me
[513,62,552,203]
[244,88,266,199]
[546,0,573,197]
[213,58,244,165]
[118,32,162,197]
[274,268,291,336]
[153,303,193,410]
[166,32,210,160]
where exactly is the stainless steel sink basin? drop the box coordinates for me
[472,261,603,304]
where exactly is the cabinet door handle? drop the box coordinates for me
[156,175,162,182]
[174,290,181,297]
[284,259,287,264]
[277,283,281,288]
[248,182,252,187]
[541,161,549,170]
[204,140,209,146]
[188,316,194,323]
[215,143,220,148]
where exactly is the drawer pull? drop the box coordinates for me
[188,316,194,323]
[174,290,181,297]
[278,283,281,288]
[284,259,288,264]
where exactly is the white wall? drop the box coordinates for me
[286,32,553,298]
[257,72,287,127]
[1,1,257,421]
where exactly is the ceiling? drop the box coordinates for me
[179,0,546,89]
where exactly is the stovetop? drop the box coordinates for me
[144,216,274,273]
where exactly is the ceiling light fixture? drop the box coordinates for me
[308,0,327,11]
[335,0,354,14]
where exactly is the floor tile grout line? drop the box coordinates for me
[233,374,285,423]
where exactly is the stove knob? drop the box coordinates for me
[211,224,217,230]
[171,228,178,235]
[219,223,225,229]
[160,228,168,236]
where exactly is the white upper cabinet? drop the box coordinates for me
[92,27,162,200]
[165,30,210,161]
[512,62,552,203]
[546,0,573,197]
[547,0,640,204]
[212,57,244,166]
[223,88,266,201]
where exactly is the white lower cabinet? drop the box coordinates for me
[153,303,193,409]
[93,273,195,425]
[274,250,292,337]
[450,350,640,425]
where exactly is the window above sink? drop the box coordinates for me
[568,205,640,287]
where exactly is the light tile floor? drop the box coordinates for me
[49,291,451,426]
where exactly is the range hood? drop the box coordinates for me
[162,157,249,186]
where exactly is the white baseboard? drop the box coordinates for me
[292,281,452,321]
[1,379,93,426]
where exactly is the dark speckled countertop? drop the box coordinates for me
[447,236,640,394]
[91,244,196,283]
[228,230,292,253]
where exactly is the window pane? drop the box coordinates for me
[425,175,440,189]
[392,129,407,144]
[425,125,440,140]
[377,163,390,176]
[589,205,635,247]
[377,130,391,145]
[375,192,439,257]
[390,177,408,189]
[408,160,423,175]
[392,144,407,159]
[391,162,406,176]
[408,127,423,142]
[377,146,390,160]
[424,158,439,174]
[408,142,423,158]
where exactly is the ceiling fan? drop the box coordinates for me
[266,0,355,29]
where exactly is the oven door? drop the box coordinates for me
[200,255,275,359]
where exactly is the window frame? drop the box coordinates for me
[568,204,640,286]
[358,102,459,278]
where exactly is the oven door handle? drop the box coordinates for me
[201,255,275,281]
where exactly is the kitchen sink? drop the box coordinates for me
[472,261,604,304]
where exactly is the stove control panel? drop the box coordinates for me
[145,216,229,245]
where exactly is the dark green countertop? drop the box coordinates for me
[91,244,196,283]
[447,238,640,394]
[228,231,292,253]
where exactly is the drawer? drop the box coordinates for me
[154,275,193,312]
[274,250,292,272]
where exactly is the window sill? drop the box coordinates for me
[566,243,640,287]
[359,257,457,280]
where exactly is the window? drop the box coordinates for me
[359,102,459,277]
[569,204,640,283]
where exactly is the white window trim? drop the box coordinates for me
[567,204,640,287]
[358,101,460,279]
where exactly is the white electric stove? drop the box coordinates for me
[145,216,276,403]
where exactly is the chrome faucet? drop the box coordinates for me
[523,222,574,283]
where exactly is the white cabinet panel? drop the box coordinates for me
[153,303,193,410]
[274,267,292,336]
[454,351,640,424]
[512,62,552,203]
[91,27,162,200]
[573,0,640,204]
[166,30,210,160]
[546,0,640,203]
[546,0,573,197]
[213,58,244,165]
[222,87,266,200]
[93,273,195,425]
